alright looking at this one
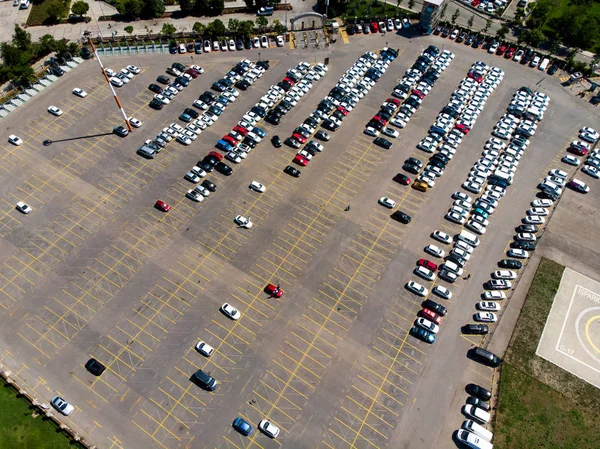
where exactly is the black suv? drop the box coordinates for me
[284,165,301,177]
[466,383,492,401]
[191,370,218,391]
[462,324,489,335]
[391,210,411,224]
[470,347,502,367]
[85,358,106,376]
[423,299,447,316]
[148,83,163,94]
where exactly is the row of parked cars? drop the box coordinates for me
[564,127,600,181]
[412,61,503,196]
[346,17,411,35]
[171,35,283,55]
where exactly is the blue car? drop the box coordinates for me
[252,126,266,138]
[410,325,436,344]
[233,417,254,436]
[216,139,232,152]
[208,105,223,116]
[179,113,192,123]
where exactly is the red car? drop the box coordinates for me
[294,154,309,166]
[393,173,411,185]
[283,77,295,86]
[455,124,470,134]
[412,89,425,99]
[387,98,401,105]
[337,106,349,116]
[467,72,483,83]
[497,45,506,55]
[222,135,238,145]
[185,68,199,78]
[419,308,442,325]
[233,125,248,136]
[505,47,515,59]
[372,115,388,125]
[569,145,587,156]
[155,200,171,212]
[292,133,307,144]
[371,21,378,32]
[208,150,223,161]
[265,283,283,298]
[417,259,438,271]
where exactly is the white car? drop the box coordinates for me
[184,171,201,183]
[195,341,215,357]
[432,230,452,244]
[452,191,471,202]
[484,291,506,300]
[381,128,399,138]
[72,87,88,97]
[186,189,204,202]
[524,215,545,225]
[364,126,380,137]
[416,317,439,334]
[48,105,63,116]
[527,207,549,216]
[425,244,445,258]
[474,312,498,323]
[508,248,529,259]
[51,396,74,415]
[177,135,192,146]
[379,197,396,208]
[250,181,266,193]
[433,285,452,300]
[8,135,22,146]
[477,301,501,311]
[259,420,280,438]
[531,199,553,207]
[493,270,517,280]
[234,215,253,229]
[276,35,284,47]
[406,281,429,297]
[583,165,600,178]
[129,117,142,128]
[446,211,466,225]
[16,201,32,214]
[154,94,170,104]
[466,221,486,235]
[579,126,599,141]
[126,64,140,74]
[221,303,241,320]
[260,35,269,48]
[415,266,436,282]
[516,233,536,242]
[110,76,123,87]
[226,152,242,164]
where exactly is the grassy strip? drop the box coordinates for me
[494,258,600,448]
[26,0,72,27]
[0,381,84,449]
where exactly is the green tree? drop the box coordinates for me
[71,0,89,16]
[467,14,474,29]
[256,15,268,31]
[513,8,525,25]
[161,23,177,37]
[36,34,56,57]
[451,8,460,25]
[440,3,447,19]
[124,25,134,35]
[228,18,240,34]
[555,5,600,50]
[115,0,143,20]
[397,0,404,6]
[522,27,545,46]
[46,2,66,22]
[11,64,35,86]
[244,0,254,7]
[140,0,164,19]
[53,38,69,58]
[206,19,226,38]
[482,18,492,33]
[193,0,209,16]
[496,23,509,39]
[408,0,415,9]
[272,18,285,34]
[193,22,206,34]
[12,25,31,51]
[238,20,255,38]
[0,42,30,69]
[208,0,224,15]
[179,0,195,14]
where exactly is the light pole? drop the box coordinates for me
[258,52,261,61]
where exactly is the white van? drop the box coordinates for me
[463,404,491,423]
[458,229,480,247]
[457,429,494,449]
[462,419,493,442]
[539,58,550,71]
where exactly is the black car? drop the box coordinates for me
[548,62,559,75]
[433,25,442,35]
[176,76,190,87]
[191,369,218,391]
[512,241,536,250]
[256,60,269,70]
[203,155,220,166]
[403,163,421,175]
[251,106,267,118]
[236,39,244,50]
[470,347,502,368]
[85,358,106,376]
[423,299,447,316]
[347,25,356,35]
[499,259,523,269]
[441,27,450,38]
[322,120,338,131]
[374,137,392,149]
[272,135,282,147]
[466,383,492,401]
[456,32,467,43]
[200,91,217,104]
[265,113,281,125]
[285,137,301,149]
[466,396,491,411]
[465,34,475,45]
[429,158,446,169]
[197,161,213,173]
[149,98,164,110]
[243,137,258,148]
[517,224,539,233]
[212,82,226,92]
[315,130,330,141]
[80,47,92,59]
[148,83,163,94]
[235,80,250,91]
[157,75,170,84]
[446,254,467,268]
[184,108,199,119]
[201,180,217,192]
[215,161,233,176]
[195,42,202,54]
[169,42,177,54]
[244,39,252,49]
[391,210,411,224]
[284,165,301,177]
[50,66,64,76]
[462,324,489,335]
[113,125,129,137]
[172,62,186,72]
[368,120,384,131]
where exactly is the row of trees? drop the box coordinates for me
[0,25,79,86]
[113,0,166,20]
[114,0,279,20]
[148,17,286,39]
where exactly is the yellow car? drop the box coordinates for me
[412,180,428,192]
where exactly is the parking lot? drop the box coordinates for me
[0,30,598,449]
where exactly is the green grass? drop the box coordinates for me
[494,258,600,449]
[0,381,84,449]
[26,0,72,26]
[340,0,414,20]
